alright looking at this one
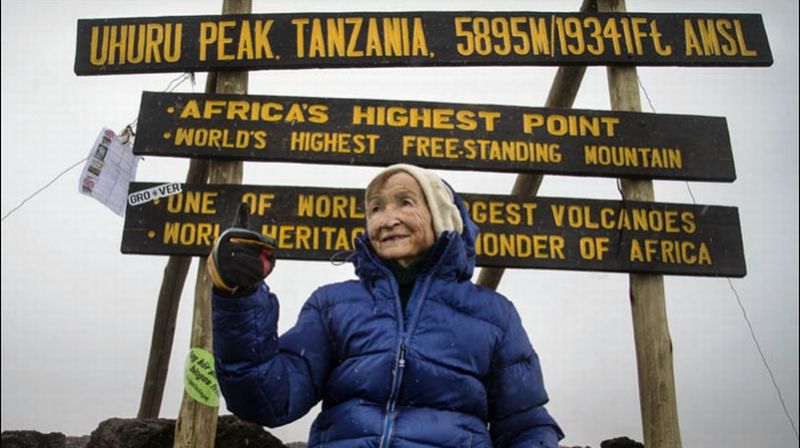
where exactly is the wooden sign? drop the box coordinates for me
[75,12,772,75]
[122,182,746,277]
[134,91,735,182]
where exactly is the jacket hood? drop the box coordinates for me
[353,182,479,281]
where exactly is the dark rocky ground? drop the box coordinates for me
[1,416,289,448]
[1,417,643,447]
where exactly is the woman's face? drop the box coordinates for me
[366,172,436,267]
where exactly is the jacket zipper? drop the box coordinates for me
[375,235,453,447]
[379,340,407,448]
[379,272,438,447]
[377,256,407,448]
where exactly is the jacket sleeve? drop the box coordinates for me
[212,282,333,427]
[487,300,564,448]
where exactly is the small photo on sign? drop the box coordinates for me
[81,177,95,193]
[88,160,104,176]
[94,144,108,161]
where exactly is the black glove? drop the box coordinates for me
[207,204,277,297]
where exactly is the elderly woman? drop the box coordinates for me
[209,163,563,447]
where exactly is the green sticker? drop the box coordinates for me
[184,347,220,407]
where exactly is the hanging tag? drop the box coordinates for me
[78,127,141,216]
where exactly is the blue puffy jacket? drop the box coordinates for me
[212,192,563,447]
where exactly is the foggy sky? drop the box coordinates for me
[1,1,798,447]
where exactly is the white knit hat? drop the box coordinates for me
[369,164,463,236]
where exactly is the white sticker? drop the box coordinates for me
[128,183,183,206]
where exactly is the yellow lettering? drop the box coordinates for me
[698,19,721,56]
[383,17,404,56]
[475,232,565,259]
[365,18,383,56]
[734,19,757,56]
[650,20,672,56]
[217,21,235,61]
[297,194,364,219]
[89,26,109,65]
[199,22,216,61]
[254,20,274,59]
[411,17,429,56]
[716,19,738,56]
[242,193,274,216]
[237,21,254,60]
[684,20,703,56]
[292,16,427,59]
[327,18,346,56]
[163,222,220,246]
[166,191,217,214]
[629,238,713,265]
[293,18,309,57]
[180,100,201,119]
[529,17,549,55]
[346,18,363,57]
[523,113,619,137]
[261,224,365,251]
[144,24,164,63]
[309,18,326,57]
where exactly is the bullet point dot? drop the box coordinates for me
[167,106,175,113]
[147,230,156,239]
[163,132,172,139]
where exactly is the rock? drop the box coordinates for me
[86,418,173,448]
[2,424,642,448]
[1,431,66,448]
[64,436,90,448]
[215,415,287,448]
[601,436,644,448]
[81,416,287,448]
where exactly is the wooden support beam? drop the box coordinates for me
[138,74,215,420]
[476,0,595,290]
[597,1,683,447]
[173,2,251,446]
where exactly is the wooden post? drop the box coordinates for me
[597,1,683,446]
[173,1,251,446]
[138,73,215,419]
[476,0,595,290]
